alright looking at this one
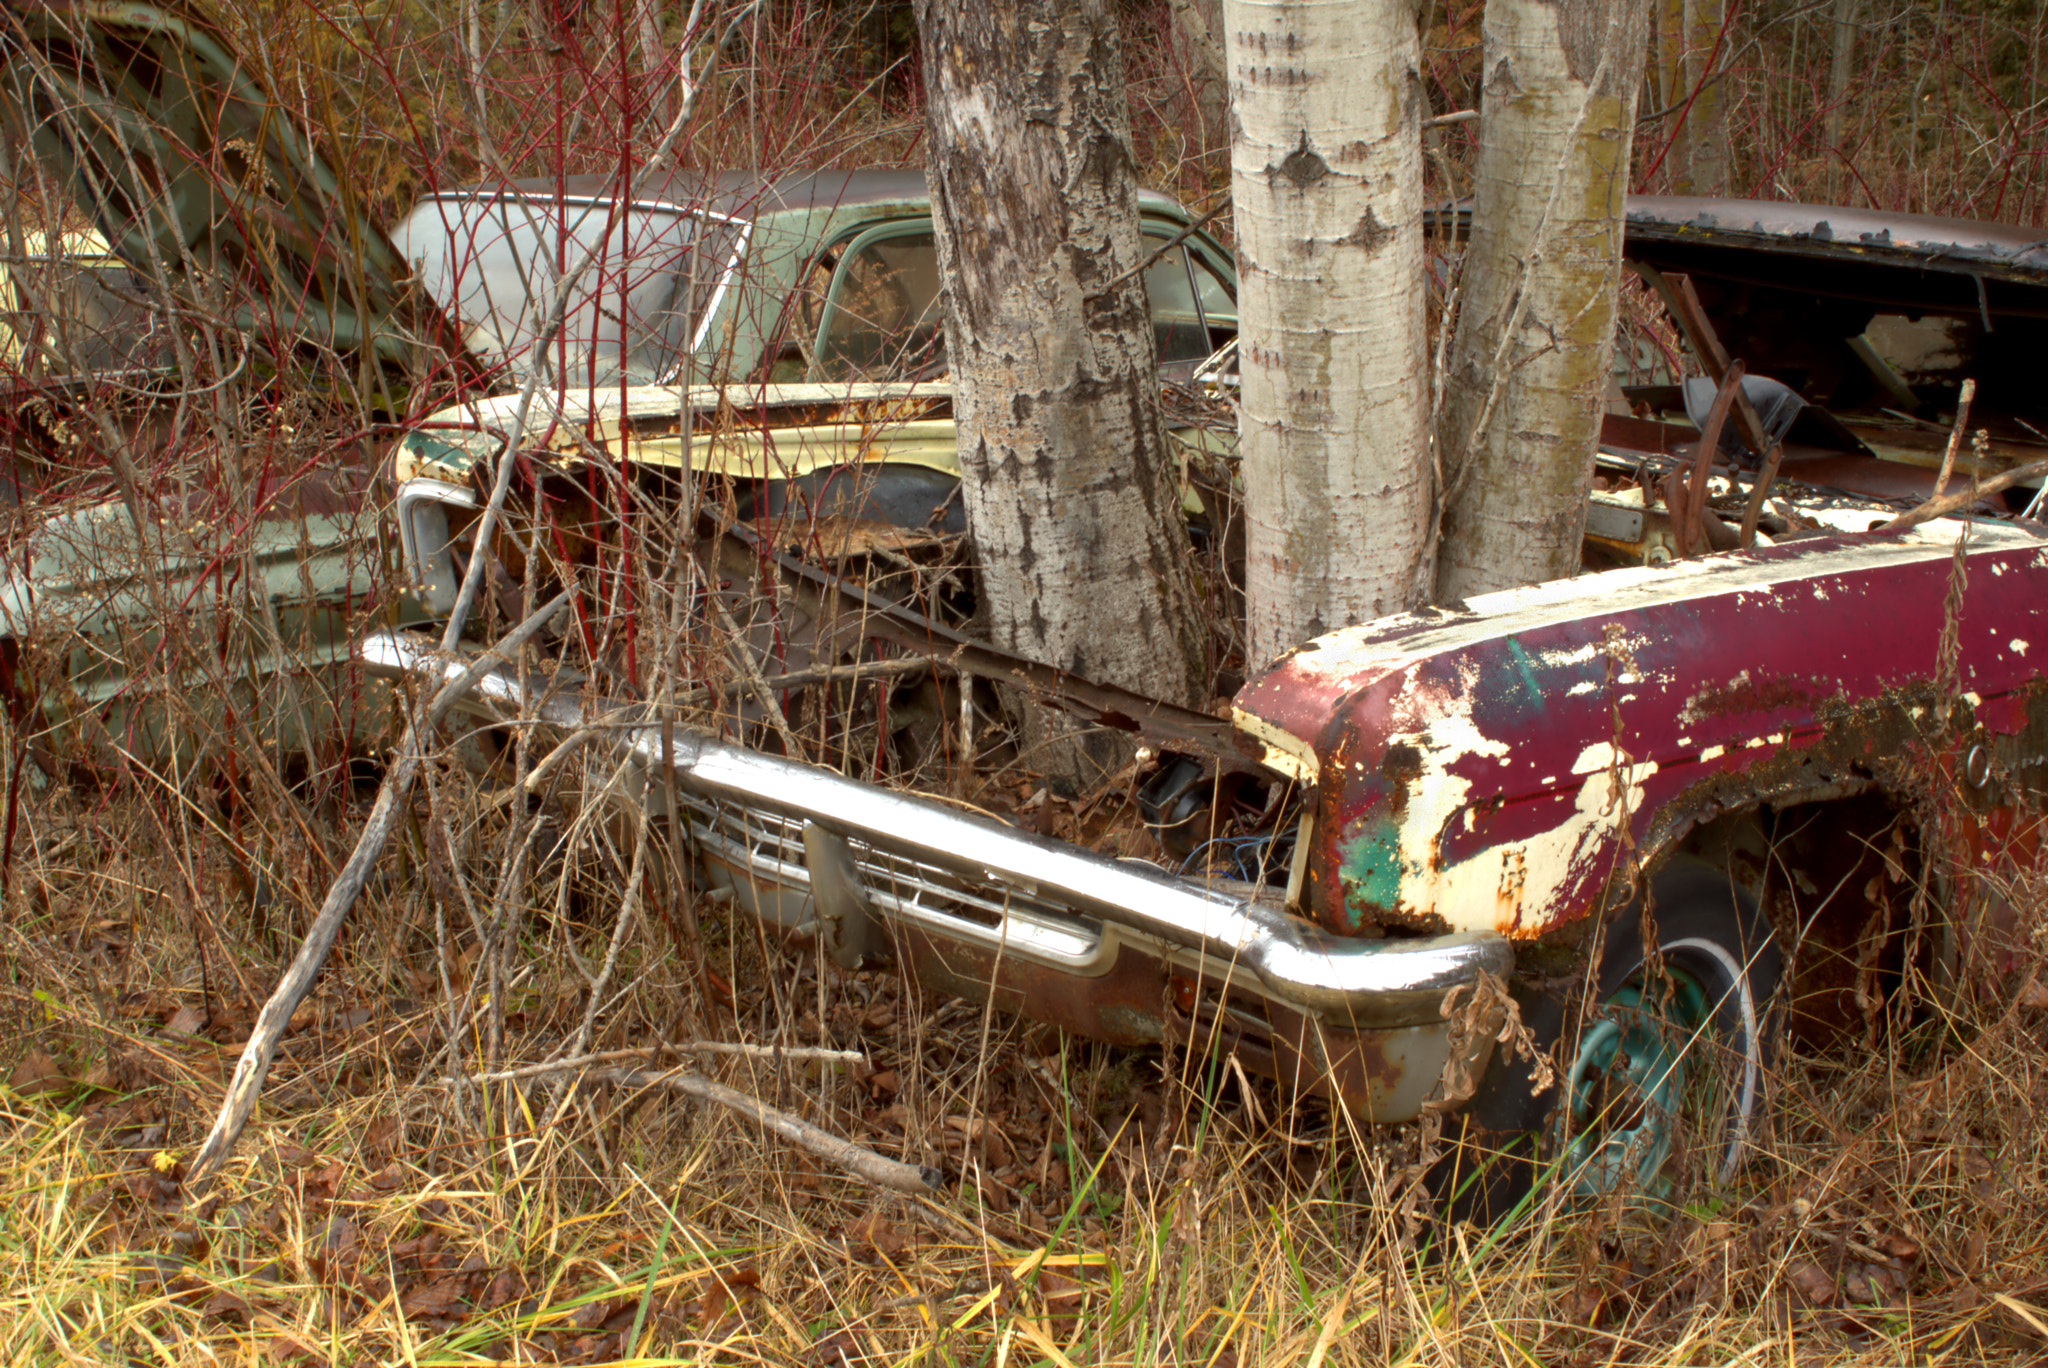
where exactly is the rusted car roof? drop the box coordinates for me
[1624,197,2048,283]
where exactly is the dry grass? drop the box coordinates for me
[2,767,2045,1367]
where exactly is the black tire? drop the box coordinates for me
[1433,859,1783,1226]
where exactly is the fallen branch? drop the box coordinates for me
[586,1065,940,1193]
[1875,456,2048,534]
[183,590,571,1189]
[179,2,767,1191]
[1932,378,1977,499]
[474,1042,869,1082]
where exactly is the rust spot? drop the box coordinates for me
[1688,673,1816,722]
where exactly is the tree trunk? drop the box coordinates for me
[1224,0,1434,668]
[914,0,1208,791]
[1679,0,1730,196]
[1436,0,1649,601]
[1653,0,1687,189]
[1655,0,1729,196]
[1823,0,1861,202]
[1168,0,1232,191]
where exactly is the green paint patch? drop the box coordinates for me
[1506,638,1547,712]
[1338,817,1407,919]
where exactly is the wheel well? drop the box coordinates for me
[1676,791,1922,1048]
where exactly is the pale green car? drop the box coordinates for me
[385,169,1240,630]
[0,2,449,778]
[0,4,1240,777]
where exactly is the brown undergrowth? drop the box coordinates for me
[2,764,2045,1367]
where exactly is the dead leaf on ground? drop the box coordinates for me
[363,1113,401,1161]
[571,1295,638,1331]
[201,1290,257,1325]
[1788,1258,1838,1306]
[480,1267,529,1311]
[844,1210,909,1259]
[1037,1266,1099,1338]
[8,1048,67,1095]
[262,1333,317,1363]
[398,1275,470,1319]
[698,1265,761,1331]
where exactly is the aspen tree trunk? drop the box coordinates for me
[1680,0,1730,195]
[1436,0,1648,600]
[1653,0,1689,190]
[1654,0,1730,196]
[914,0,1208,790]
[1224,0,1434,668]
[1168,0,1231,183]
[1824,0,1861,201]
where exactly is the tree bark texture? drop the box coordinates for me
[1223,0,1434,669]
[1436,0,1648,601]
[1654,0,1730,196]
[914,0,1207,788]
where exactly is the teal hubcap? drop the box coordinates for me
[1562,965,1715,1200]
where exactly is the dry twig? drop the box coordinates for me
[580,1065,940,1193]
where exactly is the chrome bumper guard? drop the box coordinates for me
[360,629,1511,1032]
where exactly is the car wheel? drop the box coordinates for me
[1434,859,1782,1226]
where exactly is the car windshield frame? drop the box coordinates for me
[395,190,752,387]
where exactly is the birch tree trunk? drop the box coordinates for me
[914,0,1208,790]
[1435,0,1649,601]
[1652,0,1729,196]
[1681,0,1730,196]
[1823,0,1861,201]
[1224,0,1433,668]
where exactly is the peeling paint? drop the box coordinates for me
[1236,530,2048,943]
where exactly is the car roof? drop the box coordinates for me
[1623,196,2048,284]
[407,168,1194,224]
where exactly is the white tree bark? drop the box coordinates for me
[1679,0,1731,196]
[1436,0,1648,600]
[1224,0,1434,668]
[915,0,1208,790]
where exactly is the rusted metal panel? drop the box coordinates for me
[1623,197,2048,287]
[1233,530,2048,942]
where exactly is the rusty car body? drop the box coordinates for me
[13,0,2042,1212]
[368,190,2048,1210]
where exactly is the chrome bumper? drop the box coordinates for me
[361,629,1512,1110]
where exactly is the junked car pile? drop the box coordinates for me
[7,0,2048,1220]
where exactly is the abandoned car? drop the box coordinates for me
[0,0,469,774]
[8,0,2046,1220]
[0,0,1240,771]
[371,192,2048,1214]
